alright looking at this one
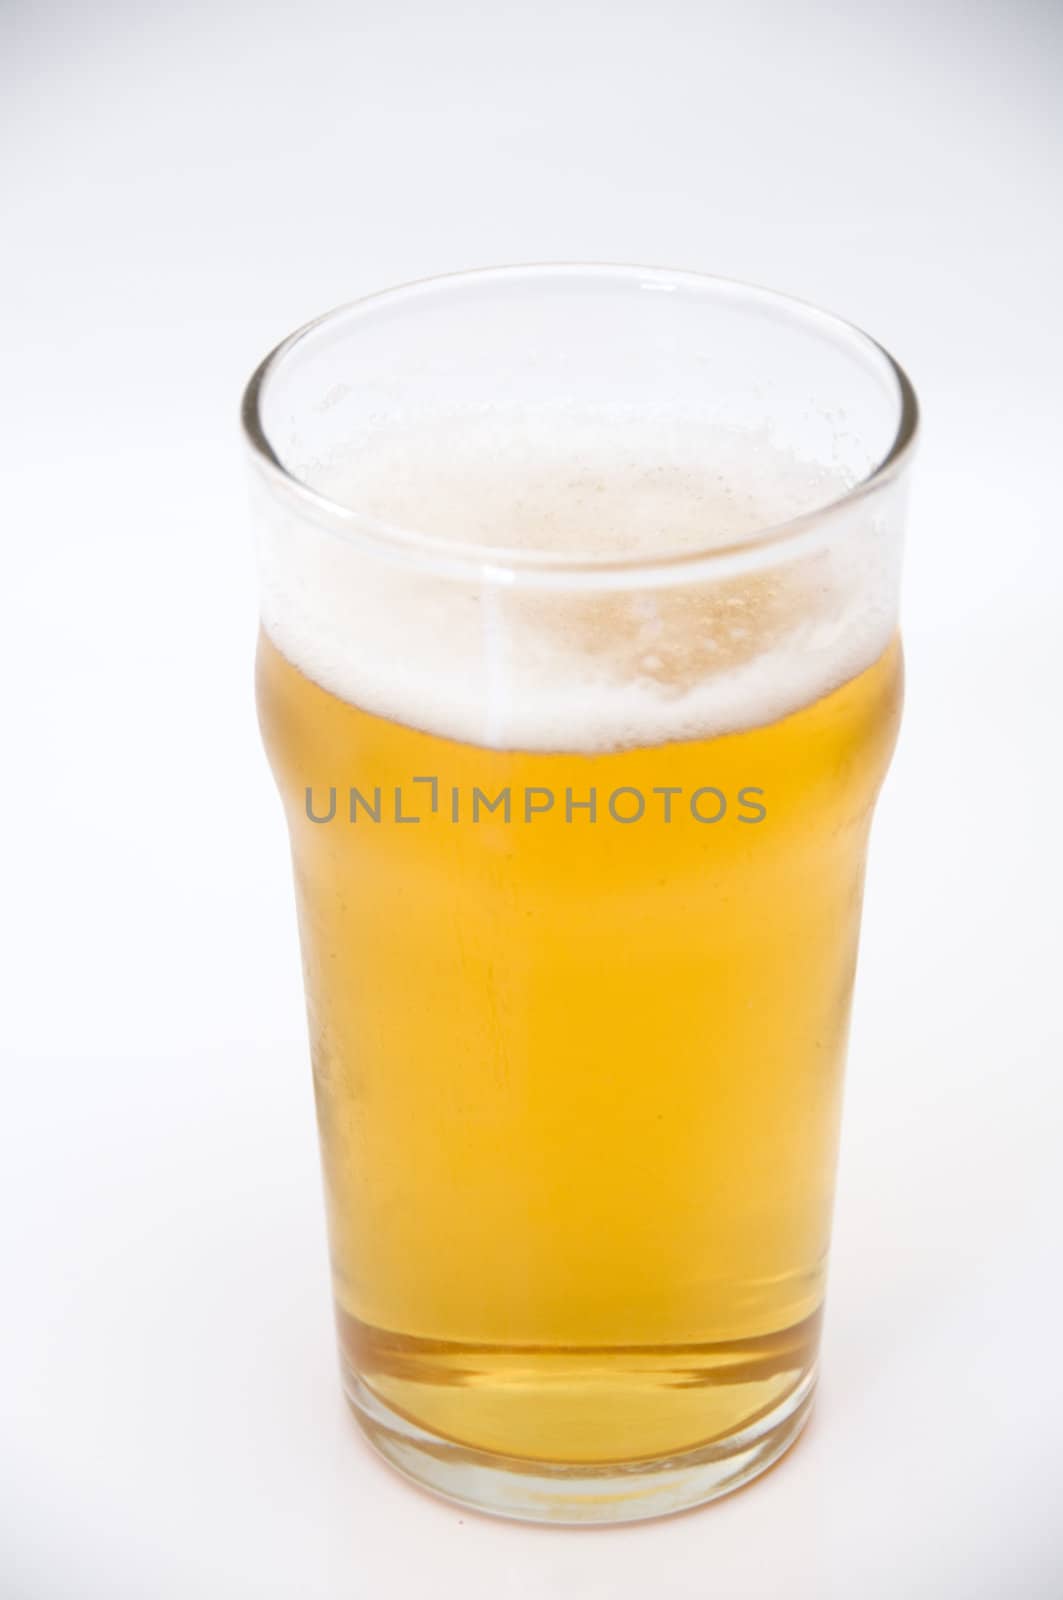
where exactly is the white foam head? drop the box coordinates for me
[253,405,903,751]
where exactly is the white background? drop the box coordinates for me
[3,2,1062,1595]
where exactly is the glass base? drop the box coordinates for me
[345,1363,816,1525]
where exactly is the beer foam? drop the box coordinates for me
[254,412,901,751]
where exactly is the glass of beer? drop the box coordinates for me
[242,266,917,1524]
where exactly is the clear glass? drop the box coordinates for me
[242,265,917,1524]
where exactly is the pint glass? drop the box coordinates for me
[242,266,917,1523]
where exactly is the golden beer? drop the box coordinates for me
[257,626,902,1466]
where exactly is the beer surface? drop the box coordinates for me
[258,421,896,751]
[257,492,902,1462]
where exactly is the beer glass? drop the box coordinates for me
[242,266,917,1523]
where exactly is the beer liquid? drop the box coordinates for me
[257,621,901,1464]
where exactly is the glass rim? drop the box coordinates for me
[241,262,919,580]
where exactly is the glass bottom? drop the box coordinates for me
[344,1362,816,1525]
